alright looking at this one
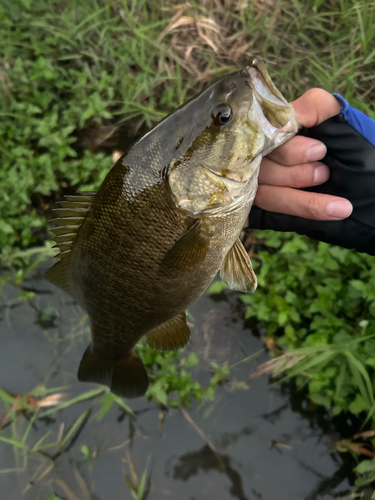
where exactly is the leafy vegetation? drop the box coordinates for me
[354,458,375,498]
[229,232,375,422]
[1,0,374,251]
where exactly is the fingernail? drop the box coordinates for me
[326,200,353,218]
[306,143,327,162]
[313,164,330,184]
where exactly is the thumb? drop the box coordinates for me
[291,88,341,128]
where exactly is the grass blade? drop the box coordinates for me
[343,349,374,405]
[39,388,105,417]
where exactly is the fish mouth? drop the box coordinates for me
[246,58,290,113]
[245,58,301,154]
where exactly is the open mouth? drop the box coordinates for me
[245,58,301,153]
[247,58,289,110]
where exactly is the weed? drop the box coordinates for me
[125,452,151,500]
[210,231,375,421]
[1,0,374,252]
[354,458,375,498]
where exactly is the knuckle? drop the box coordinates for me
[276,145,293,164]
[290,166,313,188]
[270,136,305,166]
[305,195,322,220]
[305,88,331,101]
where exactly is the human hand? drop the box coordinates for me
[254,88,353,220]
[248,88,375,255]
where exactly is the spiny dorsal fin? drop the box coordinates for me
[50,217,85,226]
[146,312,191,351]
[56,201,93,209]
[52,207,91,218]
[45,192,96,296]
[50,225,81,236]
[53,233,77,244]
[220,238,258,293]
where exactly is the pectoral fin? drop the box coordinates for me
[161,220,209,273]
[146,312,191,351]
[220,238,257,293]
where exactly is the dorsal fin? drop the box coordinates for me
[50,226,80,236]
[45,192,96,296]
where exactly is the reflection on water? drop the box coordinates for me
[173,444,248,500]
[0,261,363,499]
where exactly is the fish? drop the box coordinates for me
[46,58,299,399]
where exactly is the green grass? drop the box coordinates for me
[0,348,240,461]
[210,231,375,424]
[0,0,374,251]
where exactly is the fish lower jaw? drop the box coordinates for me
[178,176,258,218]
[201,155,261,185]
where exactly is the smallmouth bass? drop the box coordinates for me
[46,59,299,398]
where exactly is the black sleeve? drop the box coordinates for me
[248,113,375,255]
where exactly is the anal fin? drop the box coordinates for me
[220,238,257,293]
[146,312,191,351]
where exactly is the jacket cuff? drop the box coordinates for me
[333,93,375,146]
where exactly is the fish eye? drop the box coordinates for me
[212,105,233,126]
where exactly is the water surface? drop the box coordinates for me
[0,262,356,500]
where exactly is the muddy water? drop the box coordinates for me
[0,261,356,500]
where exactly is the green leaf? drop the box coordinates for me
[344,350,374,405]
[0,432,27,449]
[59,408,91,448]
[208,280,229,294]
[97,393,115,421]
[349,394,370,414]
[39,388,105,417]
[112,395,135,416]
[309,393,331,408]
[354,457,375,475]
[138,455,151,499]
[147,380,168,406]
[185,352,199,367]
[81,444,90,460]
[369,302,375,317]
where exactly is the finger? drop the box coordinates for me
[291,88,341,128]
[258,158,330,188]
[267,135,327,166]
[254,185,353,220]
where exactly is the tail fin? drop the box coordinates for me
[77,344,149,399]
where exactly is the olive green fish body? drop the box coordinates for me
[46,58,299,398]
[69,160,251,351]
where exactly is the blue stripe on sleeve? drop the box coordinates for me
[333,93,375,147]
